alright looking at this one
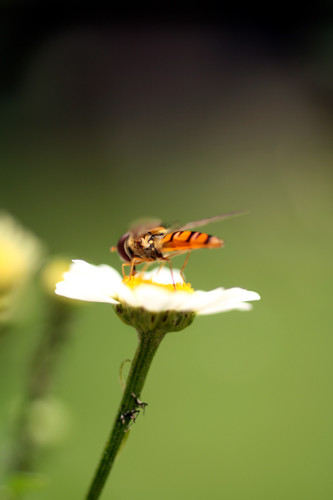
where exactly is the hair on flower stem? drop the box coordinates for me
[119,359,131,391]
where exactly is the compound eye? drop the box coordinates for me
[117,233,131,262]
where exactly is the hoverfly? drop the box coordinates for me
[111,211,246,280]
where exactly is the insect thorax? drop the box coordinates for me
[125,231,165,261]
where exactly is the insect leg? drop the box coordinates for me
[164,258,176,289]
[120,409,140,432]
[121,260,137,278]
[138,261,151,278]
[155,260,167,276]
[131,393,148,414]
[130,259,136,277]
[180,251,191,281]
[122,259,151,278]
[130,258,145,277]
[122,262,131,278]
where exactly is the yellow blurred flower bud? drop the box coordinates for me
[0,212,44,323]
[0,212,44,295]
[40,257,72,298]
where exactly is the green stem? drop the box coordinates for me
[86,329,166,500]
[8,300,73,474]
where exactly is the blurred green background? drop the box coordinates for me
[1,11,332,500]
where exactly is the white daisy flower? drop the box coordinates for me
[55,260,260,332]
[55,259,260,495]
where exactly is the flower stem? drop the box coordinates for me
[86,329,166,500]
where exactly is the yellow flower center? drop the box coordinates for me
[123,275,194,293]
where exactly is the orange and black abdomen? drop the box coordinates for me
[161,230,223,252]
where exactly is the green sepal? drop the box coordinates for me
[114,304,195,334]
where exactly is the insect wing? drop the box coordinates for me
[177,210,248,231]
[160,210,245,253]
[128,217,164,237]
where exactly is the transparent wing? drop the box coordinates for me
[128,217,164,237]
[127,210,248,237]
[178,210,248,231]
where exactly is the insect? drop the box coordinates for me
[111,211,246,280]
[120,394,148,432]
[131,392,148,414]
[120,409,140,430]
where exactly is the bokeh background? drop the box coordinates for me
[1,7,332,500]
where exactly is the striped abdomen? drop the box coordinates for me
[161,230,223,252]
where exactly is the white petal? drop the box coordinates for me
[133,285,174,312]
[117,283,177,312]
[196,288,261,315]
[178,288,226,312]
[198,301,253,315]
[55,260,121,304]
[54,259,260,317]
